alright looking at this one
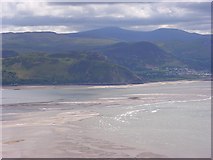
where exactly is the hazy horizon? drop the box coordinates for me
[1,26,211,35]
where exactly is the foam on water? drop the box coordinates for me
[151,109,160,113]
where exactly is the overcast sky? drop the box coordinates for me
[1,1,212,34]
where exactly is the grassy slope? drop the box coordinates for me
[2,52,142,85]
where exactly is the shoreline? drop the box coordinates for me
[2,79,210,90]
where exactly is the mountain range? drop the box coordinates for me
[1,27,211,85]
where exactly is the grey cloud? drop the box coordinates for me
[2,2,211,34]
[48,2,155,6]
[176,2,211,13]
[3,13,205,27]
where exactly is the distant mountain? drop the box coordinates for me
[1,27,211,85]
[2,27,210,54]
[2,32,118,54]
[70,27,211,71]
[70,27,209,42]
[101,41,181,70]
[98,41,188,81]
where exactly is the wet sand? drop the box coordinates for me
[2,109,166,158]
[2,97,168,158]
[1,80,211,158]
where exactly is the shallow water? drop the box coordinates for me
[1,81,211,158]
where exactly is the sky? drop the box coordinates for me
[1,1,212,34]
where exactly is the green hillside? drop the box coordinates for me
[100,41,188,81]
[155,36,211,70]
[2,52,142,85]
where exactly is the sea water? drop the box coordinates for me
[2,81,211,158]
